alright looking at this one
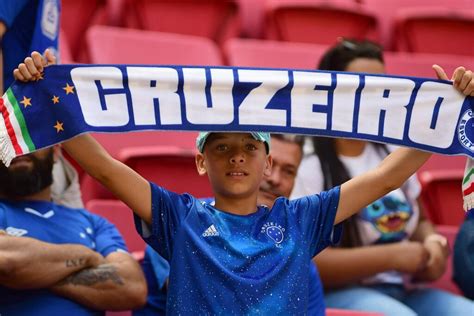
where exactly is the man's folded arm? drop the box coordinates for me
[0,234,103,289]
[51,251,147,310]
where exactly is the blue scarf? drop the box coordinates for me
[1,64,473,207]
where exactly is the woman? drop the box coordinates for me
[292,39,474,316]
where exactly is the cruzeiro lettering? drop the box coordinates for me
[70,66,466,150]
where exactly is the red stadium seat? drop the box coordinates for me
[80,131,199,203]
[59,29,74,64]
[418,154,466,174]
[362,0,474,51]
[428,225,462,295]
[393,8,474,56]
[417,169,465,226]
[118,146,213,198]
[265,0,378,45]
[86,199,146,253]
[61,0,111,61]
[384,52,474,78]
[224,38,328,69]
[238,0,266,38]
[86,25,223,65]
[123,0,240,44]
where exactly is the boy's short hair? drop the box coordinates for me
[196,132,271,154]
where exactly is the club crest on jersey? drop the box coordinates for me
[261,222,285,247]
[41,0,59,40]
[458,109,474,152]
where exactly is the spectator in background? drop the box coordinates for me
[0,0,60,93]
[0,1,83,208]
[134,134,327,315]
[453,210,474,299]
[0,146,147,314]
[292,39,474,315]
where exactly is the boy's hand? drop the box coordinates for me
[13,49,56,82]
[433,64,474,96]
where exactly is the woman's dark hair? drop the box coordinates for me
[318,39,384,71]
[314,39,385,248]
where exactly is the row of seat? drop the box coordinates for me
[60,0,474,62]
[64,25,474,79]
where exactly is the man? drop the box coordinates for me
[0,146,147,315]
[0,0,60,93]
[135,134,326,315]
[1,1,84,209]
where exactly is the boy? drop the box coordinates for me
[14,51,474,314]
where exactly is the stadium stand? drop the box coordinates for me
[122,0,241,44]
[86,25,224,64]
[393,8,474,56]
[363,0,474,53]
[61,0,111,62]
[237,0,266,38]
[264,0,378,45]
[225,38,474,79]
[384,52,474,78]
[418,169,465,226]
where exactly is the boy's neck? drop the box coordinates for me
[214,195,259,215]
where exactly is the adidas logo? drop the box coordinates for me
[202,224,219,237]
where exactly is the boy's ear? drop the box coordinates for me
[263,154,273,177]
[195,153,207,176]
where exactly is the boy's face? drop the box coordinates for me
[196,133,272,201]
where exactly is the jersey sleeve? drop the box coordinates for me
[291,186,342,257]
[89,212,128,257]
[0,0,30,28]
[134,182,194,261]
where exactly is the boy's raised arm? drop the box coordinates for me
[13,51,153,224]
[336,147,430,224]
[335,65,473,224]
[62,135,152,224]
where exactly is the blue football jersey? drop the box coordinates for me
[135,182,341,315]
[0,199,127,316]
